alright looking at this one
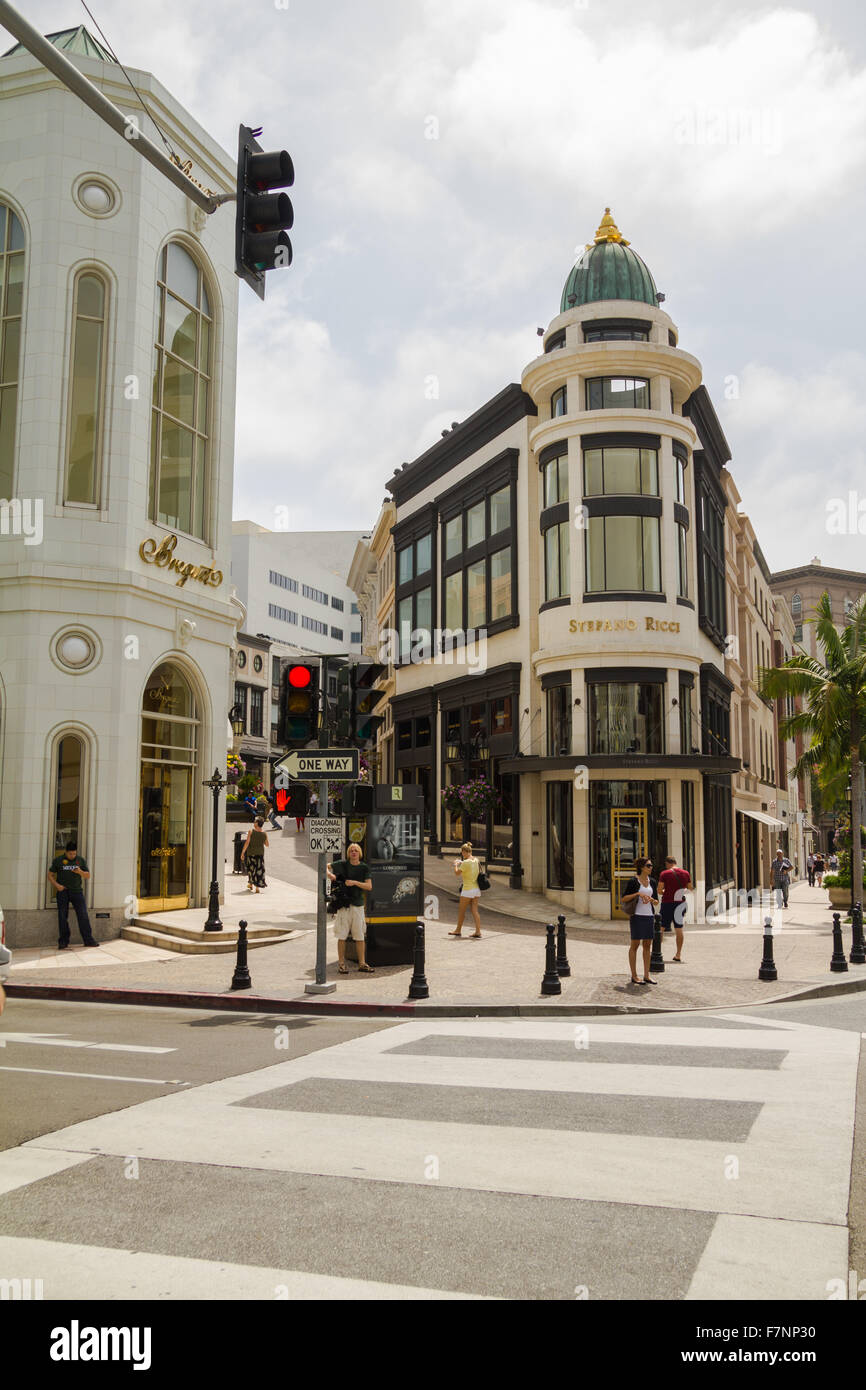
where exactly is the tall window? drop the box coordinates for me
[544,522,570,601]
[441,472,515,638]
[697,485,726,639]
[675,453,687,505]
[551,386,567,417]
[53,733,85,856]
[542,449,568,507]
[65,271,108,504]
[547,685,572,756]
[585,377,650,410]
[250,687,263,738]
[676,522,688,598]
[547,782,574,888]
[679,678,695,754]
[791,592,802,642]
[585,515,661,593]
[150,242,212,540]
[583,445,658,495]
[0,204,25,498]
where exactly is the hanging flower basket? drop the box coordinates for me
[441,778,500,819]
[226,752,246,786]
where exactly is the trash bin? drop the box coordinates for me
[232,831,245,874]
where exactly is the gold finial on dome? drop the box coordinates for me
[592,207,630,246]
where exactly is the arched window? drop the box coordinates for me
[0,203,25,498]
[791,593,802,620]
[52,733,86,856]
[65,270,108,504]
[551,386,567,418]
[150,242,212,540]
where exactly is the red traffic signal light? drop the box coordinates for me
[278,661,320,747]
[288,665,311,689]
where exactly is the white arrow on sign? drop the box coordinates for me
[275,749,359,781]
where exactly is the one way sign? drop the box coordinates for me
[274,748,359,782]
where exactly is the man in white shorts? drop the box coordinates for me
[326,841,374,974]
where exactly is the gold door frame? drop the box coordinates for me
[610,807,648,919]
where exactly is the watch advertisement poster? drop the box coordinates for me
[365,811,423,918]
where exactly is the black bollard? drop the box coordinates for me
[408,920,429,999]
[231,919,251,990]
[556,914,571,977]
[830,912,849,973]
[850,901,866,966]
[650,913,665,973]
[541,923,561,996]
[758,914,777,981]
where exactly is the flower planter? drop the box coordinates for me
[827,886,852,910]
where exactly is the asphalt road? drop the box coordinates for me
[1,996,863,1304]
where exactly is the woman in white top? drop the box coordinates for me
[448,842,483,938]
[621,856,660,986]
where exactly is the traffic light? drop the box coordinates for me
[335,664,352,741]
[235,124,294,300]
[278,662,320,748]
[351,662,386,746]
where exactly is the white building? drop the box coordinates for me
[0,28,239,941]
[231,521,367,655]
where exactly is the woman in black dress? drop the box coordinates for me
[241,817,269,892]
[622,856,660,986]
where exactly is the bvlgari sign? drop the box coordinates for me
[569,614,681,634]
[139,534,223,588]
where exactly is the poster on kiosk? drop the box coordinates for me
[344,783,424,965]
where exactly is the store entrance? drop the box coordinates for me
[610,807,648,918]
[137,764,192,912]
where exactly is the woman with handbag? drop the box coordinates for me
[621,856,660,985]
[449,842,484,938]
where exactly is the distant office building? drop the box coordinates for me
[770,560,866,660]
[231,522,367,656]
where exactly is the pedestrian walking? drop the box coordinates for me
[621,857,659,985]
[448,842,483,938]
[806,852,815,887]
[327,841,374,973]
[659,856,692,962]
[47,841,98,948]
[256,790,281,830]
[309,789,319,818]
[770,849,792,908]
[814,854,825,887]
[241,818,269,892]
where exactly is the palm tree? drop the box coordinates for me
[759,592,866,901]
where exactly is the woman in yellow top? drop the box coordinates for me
[449,842,483,938]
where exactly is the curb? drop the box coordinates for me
[6,971,866,1018]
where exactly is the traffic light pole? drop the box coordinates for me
[306,654,335,994]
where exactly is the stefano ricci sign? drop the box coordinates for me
[569,614,681,634]
[139,534,223,588]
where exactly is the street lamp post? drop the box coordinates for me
[203,766,227,931]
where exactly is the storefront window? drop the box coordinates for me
[587,682,664,755]
[682,781,696,879]
[547,782,574,888]
[397,719,413,751]
[547,685,572,756]
[589,781,668,890]
[492,770,513,861]
[138,663,197,911]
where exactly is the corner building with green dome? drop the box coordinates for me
[386,210,755,920]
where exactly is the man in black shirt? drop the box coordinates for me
[47,842,98,949]
[326,841,373,974]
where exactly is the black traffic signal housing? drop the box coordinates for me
[351,661,386,746]
[335,663,352,741]
[278,662,320,748]
[235,124,294,300]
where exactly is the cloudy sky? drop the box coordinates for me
[16,0,866,571]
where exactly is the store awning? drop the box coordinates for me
[805,823,820,833]
[743,809,784,829]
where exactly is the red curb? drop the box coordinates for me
[2,982,417,1018]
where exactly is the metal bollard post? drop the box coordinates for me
[830,912,849,973]
[850,901,866,966]
[556,914,571,977]
[231,919,251,990]
[758,914,777,981]
[408,920,429,999]
[650,913,665,973]
[541,923,561,996]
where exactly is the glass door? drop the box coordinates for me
[610,807,648,918]
[138,764,192,912]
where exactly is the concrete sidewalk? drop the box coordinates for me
[6,879,865,1016]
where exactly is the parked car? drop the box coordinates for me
[0,901,11,983]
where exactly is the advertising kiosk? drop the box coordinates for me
[344,782,424,966]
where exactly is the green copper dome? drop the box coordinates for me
[560,209,658,312]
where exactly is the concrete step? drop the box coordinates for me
[121,923,304,954]
[126,916,292,945]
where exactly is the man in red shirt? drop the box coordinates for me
[659,856,692,963]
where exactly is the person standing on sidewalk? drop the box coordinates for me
[327,841,374,974]
[659,856,692,963]
[770,849,792,908]
[622,857,659,985]
[241,818,269,893]
[448,842,483,938]
[806,852,815,887]
[47,842,98,949]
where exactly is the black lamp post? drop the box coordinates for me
[203,766,226,931]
